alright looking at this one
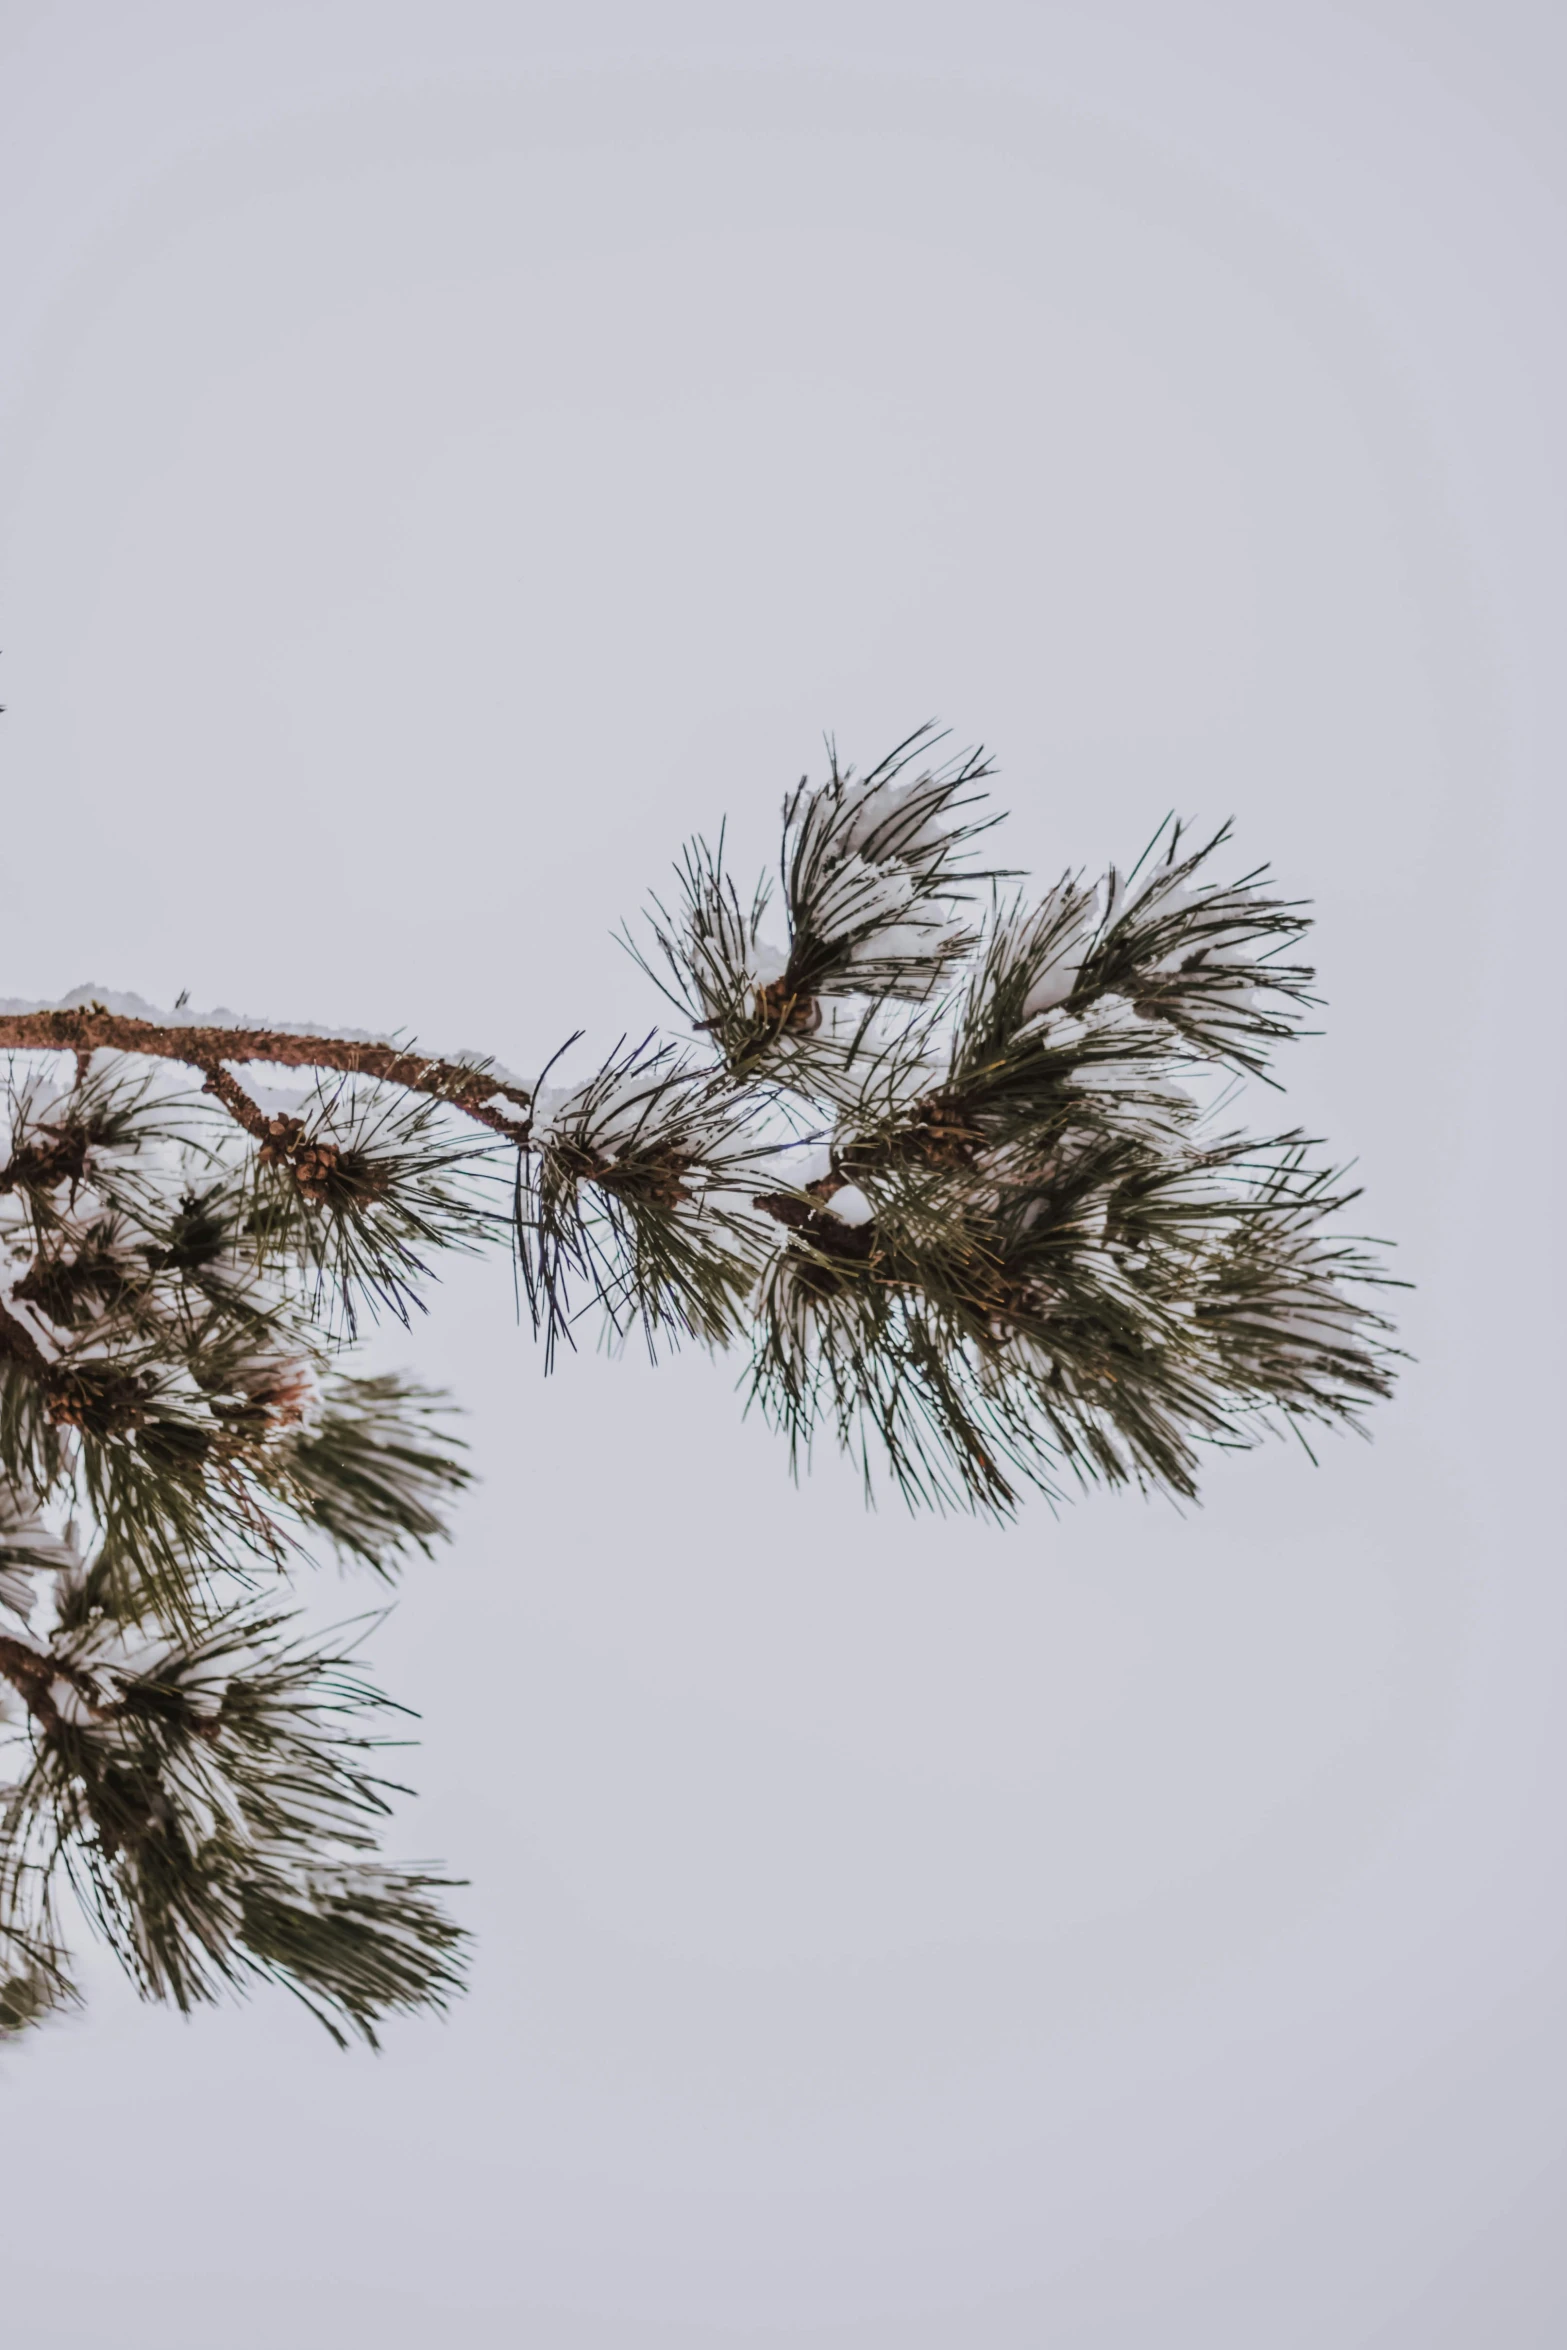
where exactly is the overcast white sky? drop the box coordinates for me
[1,3,1564,2343]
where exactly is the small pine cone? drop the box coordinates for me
[905,1098,980,1168]
[257,1114,305,1170]
[752,979,822,1035]
[290,1142,342,1204]
[45,1365,152,1435]
[255,1114,341,1202]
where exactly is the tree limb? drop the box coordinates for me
[0,1008,532,1144]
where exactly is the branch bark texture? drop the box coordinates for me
[0,1008,532,1143]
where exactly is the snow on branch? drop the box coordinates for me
[0,727,1399,2047]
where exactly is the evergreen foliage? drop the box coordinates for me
[0,728,1399,2044]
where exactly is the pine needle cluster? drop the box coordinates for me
[0,726,1398,2045]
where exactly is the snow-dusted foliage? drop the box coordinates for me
[613,732,1392,1514]
[0,725,1398,2048]
[0,1053,472,2042]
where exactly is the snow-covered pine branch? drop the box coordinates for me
[0,728,1399,2047]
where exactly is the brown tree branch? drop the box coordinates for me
[0,1007,533,1144]
[196,1062,273,1143]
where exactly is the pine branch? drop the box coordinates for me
[0,1605,468,2045]
[280,1375,470,1575]
[0,724,1402,2044]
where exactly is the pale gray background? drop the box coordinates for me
[1,4,1563,2343]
